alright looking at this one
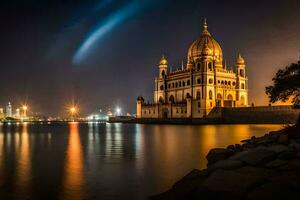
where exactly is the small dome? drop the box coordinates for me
[137,96,144,101]
[236,54,245,65]
[159,56,168,65]
[188,18,223,62]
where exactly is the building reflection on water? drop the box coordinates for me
[60,122,85,200]
[14,123,31,199]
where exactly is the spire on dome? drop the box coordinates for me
[202,17,210,35]
[203,17,208,30]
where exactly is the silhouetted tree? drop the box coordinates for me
[266,59,300,104]
[266,59,300,124]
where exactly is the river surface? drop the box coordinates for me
[0,122,283,200]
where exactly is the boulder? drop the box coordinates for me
[278,151,297,160]
[206,148,234,166]
[246,182,299,200]
[277,134,289,145]
[264,159,288,168]
[229,147,278,165]
[151,169,208,200]
[196,169,264,199]
[279,159,300,171]
[235,166,275,179]
[265,145,288,153]
[209,159,244,171]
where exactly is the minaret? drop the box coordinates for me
[158,55,168,79]
[236,53,246,77]
[236,53,248,106]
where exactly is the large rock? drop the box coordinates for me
[265,144,288,153]
[209,159,244,171]
[235,166,275,179]
[229,147,278,165]
[279,159,300,171]
[206,148,235,166]
[264,159,288,168]
[277,134,289,145]
[246,182,299,200]
[151,169,208,200]
[196,169,264,200]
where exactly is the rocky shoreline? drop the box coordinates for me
[152,124,300,200]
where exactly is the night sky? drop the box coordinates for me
[0,0,300,116]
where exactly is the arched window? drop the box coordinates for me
[168,84,171,88]
[179,82,181,87]
[240,69,244,77]
[197,63,201,71]
[225,80,227,85]
[217,94,222,100]
[196,91,201,100]
[187,80,190,86]
[209,90,213,100]
[159,97,164,103]
[186,93,191,99]
[227,94,233,100]
[182,81,185,87]
[161,70,165,77]
[169,95,175,103]
[197,78,201,84]
[228,81,231,85]
[232,82,236,86]
[172,83,174,88]
[241,83,245,89]
[208,62,212,71]
[221,80,224,85]
[160,85,164,90]
[175,82,178,88]
[209,79,213,84]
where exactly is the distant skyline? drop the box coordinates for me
[0,0,300,115]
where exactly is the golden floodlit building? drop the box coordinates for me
[137,19,248,119]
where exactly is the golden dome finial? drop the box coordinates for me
[159,55,168,65]
[203,17,208,31]
[202,17,210,35]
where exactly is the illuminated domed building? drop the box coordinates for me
[137,19,248,119]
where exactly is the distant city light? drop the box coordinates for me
[70,107,77,114]
[116,107,121,116]
[22,105,28,111]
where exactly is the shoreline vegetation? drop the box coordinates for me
[152,123,300,200]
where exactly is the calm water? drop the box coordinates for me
[0,122,282,200]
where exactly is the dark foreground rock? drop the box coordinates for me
[151,125,300,200]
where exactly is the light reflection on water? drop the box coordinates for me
[0,123,283,200]
[60,122,85,200]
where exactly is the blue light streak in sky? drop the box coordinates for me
[72,2,141,65]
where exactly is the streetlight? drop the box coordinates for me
[69,106,78,121]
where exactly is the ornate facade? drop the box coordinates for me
[137,19,248,119]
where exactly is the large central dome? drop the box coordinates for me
[188,19,223,63]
